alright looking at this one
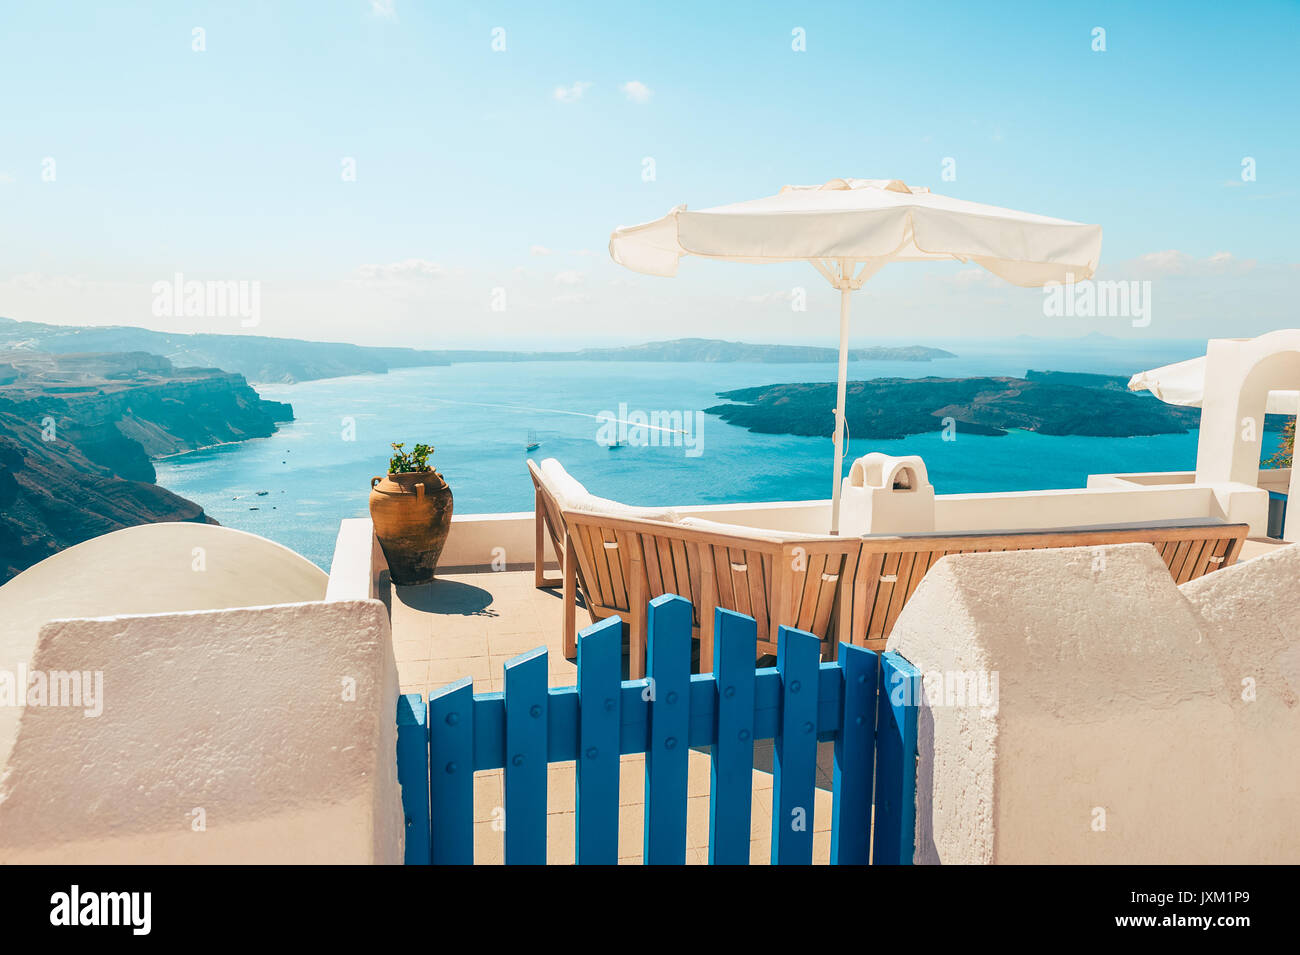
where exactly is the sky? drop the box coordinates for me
[0,0,1297,349]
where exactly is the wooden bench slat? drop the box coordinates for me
[729,546,752,618]
[643,530,666,596]
[866,551,902,640]
[881,551,919,635]
[797,551,828,632]
[674,538,693,598]
[748,549,770,641]
[1175,538,1207,584]
[604,527,628,611]
[810,568,840,640]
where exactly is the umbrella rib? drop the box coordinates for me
[811,258,839,287]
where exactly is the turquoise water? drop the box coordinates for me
[154,341,1285,569]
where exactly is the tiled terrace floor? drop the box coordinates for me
[388,569,835,864]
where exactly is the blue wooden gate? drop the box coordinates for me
[396,594,920,865]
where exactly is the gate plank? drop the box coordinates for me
[576,617,622,864]
[830,645,877,865]
[428,677,474,864]
[396,693,430,865]
[644,594,692,864]
[503,648,548,864]
[873,651,920,865]
[771,625,821,865]
[708,609,757,864]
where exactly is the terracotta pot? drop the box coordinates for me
[369,470,453,585]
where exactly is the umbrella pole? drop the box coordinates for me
[829,285,852,534]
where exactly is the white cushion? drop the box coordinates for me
[539,458,589,507]
[539,458,679,523]
[570,495,680,524]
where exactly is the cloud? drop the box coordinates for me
[0,171,14,185]
[553,81,592,103]
[553,292,592,305]
[0,272,89,292]
[368,0,397,20]
[355,258,445,280]
[1128,249,1256,277]
[554,270,585,286]
[529,245,553,257]
[620,81,653,104]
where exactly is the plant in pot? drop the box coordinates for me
[369,442,453,586]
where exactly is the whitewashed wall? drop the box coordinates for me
[0,600,402,864]
[887,542,1300,864]
[0,523,404,864]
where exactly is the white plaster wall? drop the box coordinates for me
[438,510,554,571]
[325,517,380,602]
[1088,470,1197,488]
[888,543,1250,864]
[1203,481,1271,536]
[675,499,830,534]
[933,484,1221,533]
[1179,543,1300,863]
[0,599,403,864]
[0,523,329,773]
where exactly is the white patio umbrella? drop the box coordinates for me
[1129,356,1300,415]
[609,177,1103,533]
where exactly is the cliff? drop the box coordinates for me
[0,352,293,582]
[706,375,1207,439]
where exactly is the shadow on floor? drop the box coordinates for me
[690,740,835,793]
[396,578,498,617]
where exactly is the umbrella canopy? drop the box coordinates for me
[611,178,1102,285]
[609,177,1103,533]
[1129,356,1300,415]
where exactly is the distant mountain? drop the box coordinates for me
[0,319,955,383]
[0,317,450,385]
[550,339,955,363]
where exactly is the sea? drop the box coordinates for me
[154,338,1286,570]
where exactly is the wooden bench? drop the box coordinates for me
[530,461,1249,673]
[848,518,1249,651]
[532,459,855,676]
[560,510,859,678]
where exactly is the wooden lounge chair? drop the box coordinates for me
[528,459,566,590]
[530,458,684,656]
[560,510,858,678]
[847,517,1249,652]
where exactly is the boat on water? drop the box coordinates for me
[525,430,541,452]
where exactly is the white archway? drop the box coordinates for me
[1195,330,1300,540]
